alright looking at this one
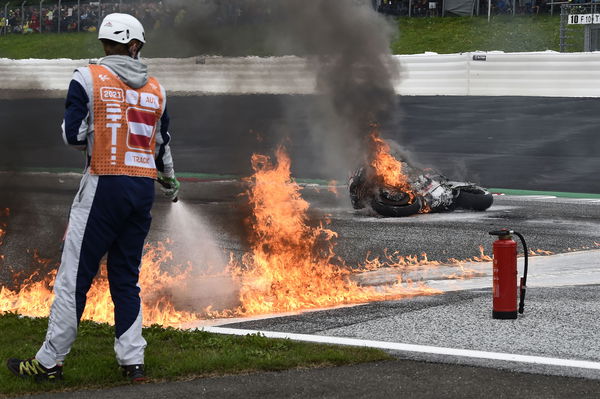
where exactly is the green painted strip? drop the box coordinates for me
[489,188,600,199]
[177,172,239,180]
[180,174,335,185]
[0,167,84,174]
[3,168,599,198]
[0,168,239,181]
[295,178,333,185]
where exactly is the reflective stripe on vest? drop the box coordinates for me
[89,64,163,179]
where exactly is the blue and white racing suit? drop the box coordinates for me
[36,55,174,368]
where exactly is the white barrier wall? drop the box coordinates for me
[468,51,600,97]
[2,51,600,97]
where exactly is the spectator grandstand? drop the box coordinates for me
[0,0,552,36]
[0,0,278,35]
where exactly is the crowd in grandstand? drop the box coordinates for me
[0,0,553,35]
[0,0,276,34]
[375,0,550,16]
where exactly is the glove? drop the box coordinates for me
[157,175,180,202]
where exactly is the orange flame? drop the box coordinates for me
[0,209,7,265]
[0,148,440,326]
[0,242,198,327]
[360,250,440,272]
[220,147,440,316]
[327,180,339,195]
[529,249,554,256]
[368,130,412,193]
[0,156,575,329]
[0,228,5,262]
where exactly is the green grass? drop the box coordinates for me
[0,313,390,396]
[392,15,563,54]
[0,15,568,59]
[0,32,99,59]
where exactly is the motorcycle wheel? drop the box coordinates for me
[371,194,423,217]
[349,168,368,209]
[455,188,493,211]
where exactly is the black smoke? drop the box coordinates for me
[148,0,399,179]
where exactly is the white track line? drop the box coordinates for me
[203,327,600,371]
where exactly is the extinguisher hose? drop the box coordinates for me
[512,231,528,314]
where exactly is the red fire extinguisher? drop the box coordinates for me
[488,229,529,319]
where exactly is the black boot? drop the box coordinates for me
[121,364,146,382]
[6,358,63,382]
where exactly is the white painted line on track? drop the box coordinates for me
[203,327,600,371]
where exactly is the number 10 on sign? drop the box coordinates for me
[568,14,600,25]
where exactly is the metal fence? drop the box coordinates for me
[0,0,172,35]
[0,0,564,37]
[0,0,280,35]
[375,0,554,17]
[559,2,600,52]
[1,0,267,35]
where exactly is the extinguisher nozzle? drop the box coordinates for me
[489,229,514,237]
[519,277,526,314]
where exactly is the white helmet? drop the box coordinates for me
[98,13,145,44]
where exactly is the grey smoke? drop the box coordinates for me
[157,201,240,314]
[280,1,399,179]
[151,0,400,179]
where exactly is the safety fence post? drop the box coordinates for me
[20,0,24,34]
[560,3,567,52]
[38,0,42,33]
[2,1,8,35]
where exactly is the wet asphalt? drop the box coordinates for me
[20,359,600,399]
[2,95,600,193]
[1,93,600,397]
[2,175,600,398]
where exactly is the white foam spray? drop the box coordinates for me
[160,200,240,314]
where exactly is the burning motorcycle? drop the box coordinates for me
[348,163,493,217]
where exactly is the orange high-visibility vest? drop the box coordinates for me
[89,64,164,179]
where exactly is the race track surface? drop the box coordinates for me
[3,176,600,396]
[1,95,600,193]
[26,359,600,399]
[2,91,600,396]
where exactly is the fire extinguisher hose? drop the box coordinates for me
[513,231,529,314]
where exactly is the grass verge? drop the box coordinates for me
[0,313,390,396]
[0,15,567,59]
[392,15,563,54]
[0,32,99,59]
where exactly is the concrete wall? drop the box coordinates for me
[3,51,600,97]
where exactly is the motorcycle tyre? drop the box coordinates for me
[349,169,368,210]
[371,195,423,217]
[376,190,413,207]
[455,189,493,211]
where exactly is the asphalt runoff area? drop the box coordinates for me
[2,174,600,398]
[2,92,600,397]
